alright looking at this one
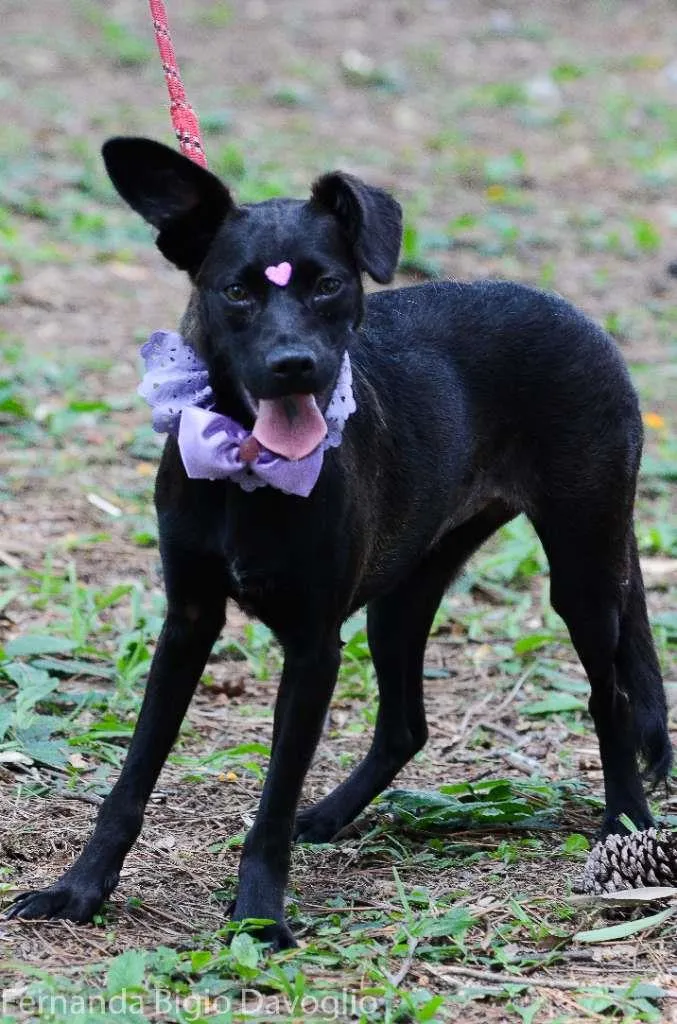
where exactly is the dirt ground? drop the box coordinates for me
[1,1,676,1021]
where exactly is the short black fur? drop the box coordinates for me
[7,138,671,949]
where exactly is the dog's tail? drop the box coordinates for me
[616,534,672,786]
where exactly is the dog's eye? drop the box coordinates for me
[315,276,342,298]
[223,284,250,303]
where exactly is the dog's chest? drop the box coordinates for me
[226,553,271,601]
[216,493,333,621]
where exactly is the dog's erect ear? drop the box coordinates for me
[102,137,234,274]
[311,172,402,284]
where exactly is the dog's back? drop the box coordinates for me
[340,280,641,584]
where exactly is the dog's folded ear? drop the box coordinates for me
[102,137,234,275]
[311,172,402,284]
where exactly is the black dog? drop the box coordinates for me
[7,138,671,948]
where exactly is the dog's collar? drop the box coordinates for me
[138,331,356,497]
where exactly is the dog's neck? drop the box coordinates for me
[138,329,356,497]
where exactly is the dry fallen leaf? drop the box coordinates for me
[640,557,677,588]
[569,886,677,907]
[109,262,149,282]
[0,751,33,767]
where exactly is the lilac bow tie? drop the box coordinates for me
[138,331,356,497]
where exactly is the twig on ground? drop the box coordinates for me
[385,935,419,988]
[136,838,215,896]
[59,920,113,957]
[424,962,659,994]
[497,749,542,775]
[452,692,494,749]
[479,720,522,743]
[494,665,537,715]
[0,548,22,570]
[57,790,104,808]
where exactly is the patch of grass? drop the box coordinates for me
[0,374,28,419]
[75,1,153,67]
[474,516,548,585]
[380,778,576,832]
[196,1,234,28]
[0,262,21,303]
[215,622,281,681]
[471,82,528,109]
[400,218,444,277]
[551,62,588,83]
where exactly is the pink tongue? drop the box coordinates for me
[252,394,327,460]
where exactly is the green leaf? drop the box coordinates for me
[190,948,212,971]
[575,907,675,943]
[622,982,667,999]
[415,907,475,939]
[31,656,114,679]
[631,218,661,252]
[95,584,134,610]
[106,948,147,995]
[523,693,587,715]
[2,661,55,691]
[552,62,587,82]
[561,833,590,854]
[132,531,157,548]
[381,779,558,830]
[71,716,135,742]
[67,399,111,413]
[535,665,589,694]
[224,742,271,757]
[514,633,553,654]
[5,634,77,658]
[417,995,446,1020]
[2,664,59,718]
[0,706,14,741]
[0,386,28,417]
[230,932,260,969]
[19,737,69,769]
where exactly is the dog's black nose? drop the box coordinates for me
[266,348,317,382]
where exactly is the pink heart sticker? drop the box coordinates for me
[264,261,292,287]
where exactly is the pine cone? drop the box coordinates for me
[573,828,677,894]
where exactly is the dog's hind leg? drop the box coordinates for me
[5,548,227,923]
[616,534,672,788]
[294,503,514,844]
[535,513,671,838]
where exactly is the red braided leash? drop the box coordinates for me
[148,0,207,167]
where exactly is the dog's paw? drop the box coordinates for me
[4,876,114,924]
[231,888,297,951]
[293,808,339,844]
[230,913,297,951]
[252,919,297,952]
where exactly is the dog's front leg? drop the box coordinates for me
[6,550,227,923]
[233,631,341,949]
